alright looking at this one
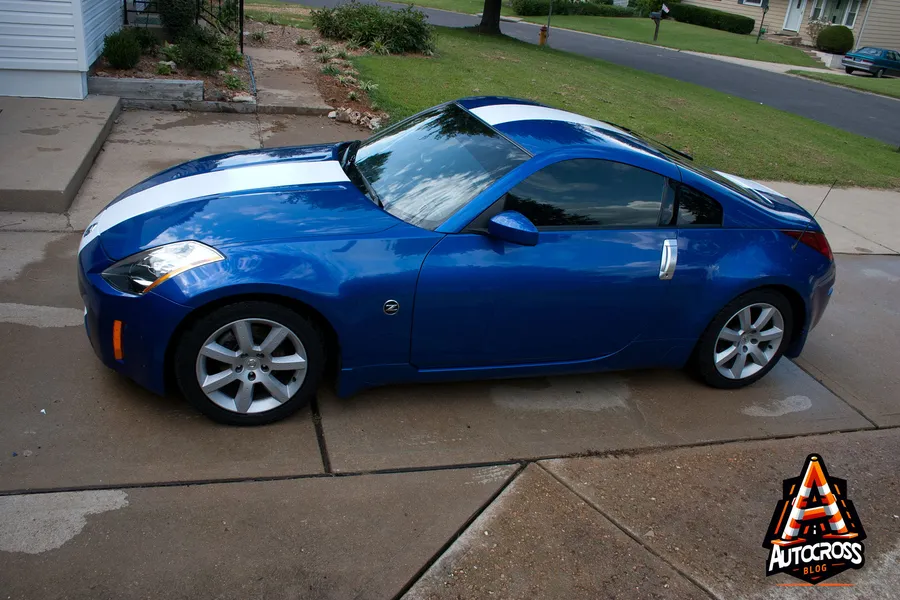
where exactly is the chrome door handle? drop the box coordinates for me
[659,239,677,280]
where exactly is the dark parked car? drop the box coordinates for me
[842,47,900,77]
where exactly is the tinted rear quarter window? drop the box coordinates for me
[676,184,723,226]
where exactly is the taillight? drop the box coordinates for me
[783,230,833,262]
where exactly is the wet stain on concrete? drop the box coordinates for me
[0,303,84,328]
[36,147,63,152]
[741,395,812,417]
[861,268,900,283]
[20,128,59,136]
[0,490,128,554]
[491,375,631,412]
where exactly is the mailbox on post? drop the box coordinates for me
[649,11,662,41]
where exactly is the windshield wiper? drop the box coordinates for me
[340,140,383,207]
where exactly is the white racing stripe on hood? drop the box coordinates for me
[79,160,349,253]
[469,104,629,136]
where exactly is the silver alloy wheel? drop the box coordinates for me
[195,318,308,414]
[714,302,784,380]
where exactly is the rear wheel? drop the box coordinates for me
[694,290,793,389]
[875,68,885,78]
[845,67,854,74]
[174,301,325,425]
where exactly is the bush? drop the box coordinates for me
[311,1,435,54]
[131,27,159,52]
[103,30,141,69]
[668,3,754,34]
[158,0,197,38]
[178,26,226,73]
[511,0,635,17]
[816,25,854,54]
[629,0,680,17]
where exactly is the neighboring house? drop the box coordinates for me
[0,0,122,99]
[682,0,899,49]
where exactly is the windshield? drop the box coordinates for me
[351,103,531,230]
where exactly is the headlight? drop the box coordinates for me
[102,241,224,295]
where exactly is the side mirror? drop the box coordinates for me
[488,211,538,246]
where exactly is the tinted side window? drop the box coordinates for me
[504,159,666,229]
[676,184,723,226]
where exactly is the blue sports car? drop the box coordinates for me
[78,97,835,425]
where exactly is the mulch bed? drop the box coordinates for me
[91,52,253,101]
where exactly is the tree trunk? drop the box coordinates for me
[478,0,503,34]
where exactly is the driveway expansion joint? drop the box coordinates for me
[537,462,721,600]
[788,358,880,428]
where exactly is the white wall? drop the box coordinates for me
[0,0,120,99]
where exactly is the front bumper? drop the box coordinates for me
[79,242,193,395]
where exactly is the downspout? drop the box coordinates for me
[855,0,874,49]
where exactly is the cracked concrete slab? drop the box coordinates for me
[405,464,707,599]
[317,360,871,472]
[542,428,900,597]
[795,255,900,426]
[0,466,516,600]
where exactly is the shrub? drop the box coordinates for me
[348,90,358,101]
[629,0,680,17]
[223,74,244,90]
[158,0,197,38]
[806,18,828,41]
[131,27,159,52]
[103,30,141,69]
[311,1,435,54]
[511,0,635,17]
[250,30,267,42]
[296,35,310,45]
[816,25,854,54]
[178,27,226,73]
[668,3,754,34]
[161,41,182,63]
[321,64,341,75]
[358,80,378,92]
[156,61,174,75]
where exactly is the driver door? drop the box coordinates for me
[410,158,678,369]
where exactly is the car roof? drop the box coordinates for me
[456,96,668,159]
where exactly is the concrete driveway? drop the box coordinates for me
[1,112,898,598]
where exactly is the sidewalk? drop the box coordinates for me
[409,428,899,598]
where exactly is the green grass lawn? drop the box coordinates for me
[789,70,900,99]
[244,0,314,28]
[524,16,823,67]
[355,28,900,188]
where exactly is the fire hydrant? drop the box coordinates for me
[539,25,549,46]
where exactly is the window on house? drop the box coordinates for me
[742,0,763,7]
[503,159,667,229]
[810,0,826,20]
[844,0,861,27]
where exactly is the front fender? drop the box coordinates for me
[154,234,442,368]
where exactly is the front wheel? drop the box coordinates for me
[693,290,793,389]
[174,301,325,425]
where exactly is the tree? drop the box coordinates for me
[478,0,503,34]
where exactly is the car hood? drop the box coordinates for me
[79,144,400,260]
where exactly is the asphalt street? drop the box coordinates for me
[292,0,900,146]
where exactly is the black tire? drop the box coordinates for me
[845,67,854,74]
[693,289,793,390]
[875,68,885,78]
[174,301,325,425]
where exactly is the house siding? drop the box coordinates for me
[82,0,121,67]
[857,0,900,49]
[680,0,788,33]
[0,0,120,98]
[0,0,80,71]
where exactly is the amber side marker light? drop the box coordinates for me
[113,320,124,360]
